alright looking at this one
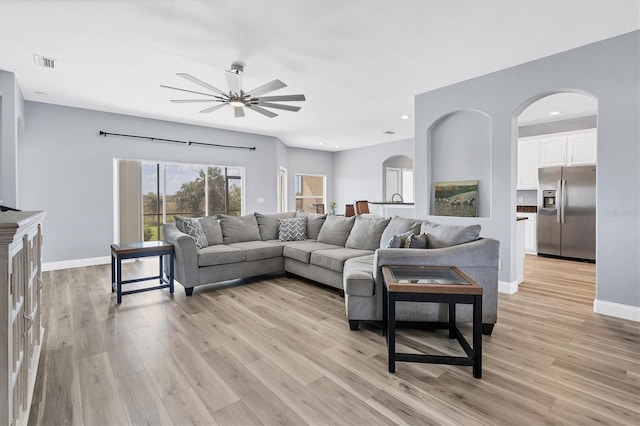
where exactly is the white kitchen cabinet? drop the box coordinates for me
[520,212,537,254]
[538,129,597,168]
[517,138,539,190]
[539,136,567,167]
[0,211,46,426]
[567,129,597,165]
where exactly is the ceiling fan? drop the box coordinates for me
[160,62,306,118]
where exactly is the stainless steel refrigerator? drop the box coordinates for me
[537,165,596,261]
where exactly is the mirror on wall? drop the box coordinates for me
[382,155,413,202]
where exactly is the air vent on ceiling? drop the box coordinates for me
[33,54,57,69]
[384,130,395,135]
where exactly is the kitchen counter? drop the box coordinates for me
[517,205,537,213]
[369,202,415,205]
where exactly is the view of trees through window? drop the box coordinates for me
[295,174,325,213]
[142,161,243,241]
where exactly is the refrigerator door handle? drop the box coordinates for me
[557,180,562,223]
[561,179,566,224]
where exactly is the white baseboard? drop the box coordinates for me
[499,280,518,294]
[43,256,111,271]
[594,299,640,322]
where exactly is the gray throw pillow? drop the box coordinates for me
[421,220,481,248]
[386,231,414,248]
[346,216,391,250]
[198,216,223,246]
[181,217,208,249]
[379,216,423,248]
[255,212,296,240]
[317,215,356,246]
[407,233,429,249]
[174,215,189,233]
[219,214,261,244]
[279,217,307,241]
[295,211,327,239]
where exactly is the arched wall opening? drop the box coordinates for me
[382,154,413,203]
[513,90,598,296]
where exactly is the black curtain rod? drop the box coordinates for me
[99,130,256,151]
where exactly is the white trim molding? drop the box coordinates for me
[499,280,518,295]
[43,256,111,271]
[594,299,640,322]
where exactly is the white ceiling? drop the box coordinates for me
[0,1,637,151]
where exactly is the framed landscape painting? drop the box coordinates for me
[434,180,478,217]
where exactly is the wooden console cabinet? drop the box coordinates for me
[0,211,46,426]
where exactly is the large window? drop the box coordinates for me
[118,160,244,242]
[295,174,325,213]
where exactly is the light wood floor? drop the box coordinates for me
[29,255,639,425]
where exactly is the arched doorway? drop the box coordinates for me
[515,92,597,295]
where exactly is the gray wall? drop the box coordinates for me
[333,138,414,214]
[518,115,597,138]
[414,31,639,307]
[429,110,490,218]
[284,147,335,212]
[17,102,330,263]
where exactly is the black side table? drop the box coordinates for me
[111,241,174,303]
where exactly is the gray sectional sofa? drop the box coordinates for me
[163,212,499,334]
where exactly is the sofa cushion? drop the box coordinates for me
[219,214,262,244]
[346,216,390,250]
[343,254,375,297]
[421,221,481,248]
[198,216,223,246]
[228,241,283,261]
[317,215,356,246]
[379,216,423,248]
[296,211,327,239]
[279,217,307,241]
[255,212,296,241]
[310,248,374,273]
[198,245,245,267]
[283,242,341,263]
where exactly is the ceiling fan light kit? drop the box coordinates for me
[161,62,306,118]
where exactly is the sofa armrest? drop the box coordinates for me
[373,238,500,321]
[163,223,198,288]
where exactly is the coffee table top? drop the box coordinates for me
[382,266,483,295]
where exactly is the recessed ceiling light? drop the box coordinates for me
[318,142,325,146]
[400,115,410,120]
[550,111,561,116]
[335,145,340,148]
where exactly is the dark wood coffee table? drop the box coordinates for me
[382,265,483,378]
[111,241,175,303]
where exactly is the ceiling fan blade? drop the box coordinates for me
[160,85,222,98]
[246,105,278,118]
[170,99,221,103]
[225,70,242,97]
[254,94,306,102]
[234,107,245,118]
[176,73,228,96]
[199,103,228,113]
[246,79,287,97]
[256,102,301,112]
